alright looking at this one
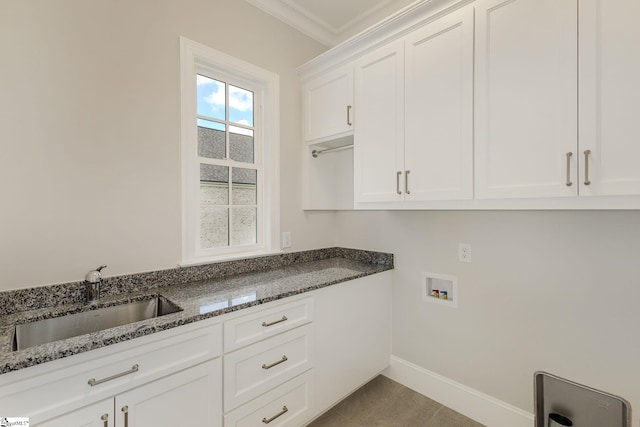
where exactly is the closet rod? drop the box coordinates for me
[311,144,354,158]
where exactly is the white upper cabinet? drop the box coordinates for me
[299,0,640,209]
[474,0,578,199]
[354,40,405,203]
[303,65,353,143]
[404,6,474,201]
[579,0,640,196]
[354,6,474,205]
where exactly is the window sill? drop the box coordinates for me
[179,249,285,268]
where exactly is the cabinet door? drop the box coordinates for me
[475,0,578,199]
[404,6,474,201]
[303,65,353,142]
[313,271,392,413]
[354,40,405,203]
[115,359,222,427]
[579,0,640,196]
[37,400,113,427]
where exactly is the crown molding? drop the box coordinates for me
[245,0,339,47]
[297,0,472,79]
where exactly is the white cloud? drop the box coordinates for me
[229,86,253,112]
[198,76,253,116]
[205,85,225,110]
[198,76,225,111]
[196,75,212,85]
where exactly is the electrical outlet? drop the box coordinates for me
[458,243,471,263]
[282,232,291,249]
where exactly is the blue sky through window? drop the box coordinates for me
[197,74,254,130]
[197,118,225,131]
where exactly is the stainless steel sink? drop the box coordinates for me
[12,296,182,351]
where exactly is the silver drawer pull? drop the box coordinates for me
[101,413,109,427]
[405,170,411,194]
[88,364,139,386]
[262,355,288,370]
[396,171,402,195]
[565,152,573,186]
[262,315,287,327]
[122,405,129,427]
[584,149,592,185]
[262,406,288,424]
[347,105,353,126]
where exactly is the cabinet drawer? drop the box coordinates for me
[2,322,222,422]
[224,324,314,411]
[224,370,314,427]
[224,298,313,352]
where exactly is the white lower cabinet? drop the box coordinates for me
[1,320,223,426]
[221,272,392,426]
[39,359,222,427]
[37,400,114,427]
[224,371,314,427]
[313,271,392,414]
[116,359,221,426]
[223,298,314,353]
[4,272,392,427]
[222,298,316,427]
[223,324,314,412]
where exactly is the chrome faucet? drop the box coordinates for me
[84,265,107,303]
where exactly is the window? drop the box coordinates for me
[197,75,258,249]
[180,37,280,263]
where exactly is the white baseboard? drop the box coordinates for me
[383,356,534,427]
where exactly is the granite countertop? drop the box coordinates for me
[0,249,393,375]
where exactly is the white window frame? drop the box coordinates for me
[180,37,280,264]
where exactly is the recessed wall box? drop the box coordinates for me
[422,272,458,308]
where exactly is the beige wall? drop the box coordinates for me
[335,210,640,413]
[4,0,639,418]
[0,0,332,290]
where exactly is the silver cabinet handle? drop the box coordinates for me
[262,406,288,424]
[565,152,573,186]
[584,149,591,185]
[88,364,139,387]
[262,316,287,327]
[121,405,129,427]
[101,414,109,427]
[262,355,288,370]
[347,105,352,126]
[396,171,402,195]
[405,170,411,194]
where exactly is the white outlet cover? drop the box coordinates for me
[282,232,291,248]
[458,243,471,263]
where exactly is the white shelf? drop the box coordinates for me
[303,142,354,210]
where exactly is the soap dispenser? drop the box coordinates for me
[85,265,107,303]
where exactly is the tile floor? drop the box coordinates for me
[306,375,486,427]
